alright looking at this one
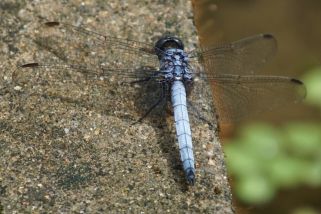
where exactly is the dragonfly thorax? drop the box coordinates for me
[159,48,193,82]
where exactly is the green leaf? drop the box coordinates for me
[304,161,321,186]
[284,123,321,156]
[225,143,262,176]
[236,175,276,204]
[268,157,309,187]
[302,66,321,108]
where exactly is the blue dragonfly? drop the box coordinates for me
[14,21,306,184]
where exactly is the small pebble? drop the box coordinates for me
[64,128,70,134]
[14,86,22,91]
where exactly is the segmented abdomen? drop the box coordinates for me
[171,80,195,184]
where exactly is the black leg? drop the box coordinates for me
[132,82,166,125]
[187,100,214,127]
[128,76,153,84]
[121,71,161,85]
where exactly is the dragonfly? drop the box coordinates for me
[14,21,306,185]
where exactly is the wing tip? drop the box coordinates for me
[262,33,274,39]
[291,78,307,99]
[290,78,304,85]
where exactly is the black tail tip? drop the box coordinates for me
[186,169,196,185]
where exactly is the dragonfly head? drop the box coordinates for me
[155,36,184,59]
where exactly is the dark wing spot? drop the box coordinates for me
[44,21,60,27]
[263,34,274,39]
[290,78,304,85]
[21,62,39,68]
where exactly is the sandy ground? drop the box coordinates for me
[0,0,233,213]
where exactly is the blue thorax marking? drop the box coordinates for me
[160,48,193,81]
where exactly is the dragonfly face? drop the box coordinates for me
[155,36,184,59]
[155,36,193,83]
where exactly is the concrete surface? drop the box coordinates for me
[0,0,233,213]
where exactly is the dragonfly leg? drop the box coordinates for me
[122,71,162,85]
[187,100,214,127]
[128,77,153,84]
[132,82,166,125]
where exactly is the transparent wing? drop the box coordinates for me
[13,62,163,124]
[190,34,277,76]
[13,22,164,121]
[206,74,306,123]
[30,21,160,76]
[190,34,306,123]
[14,62,159,83]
